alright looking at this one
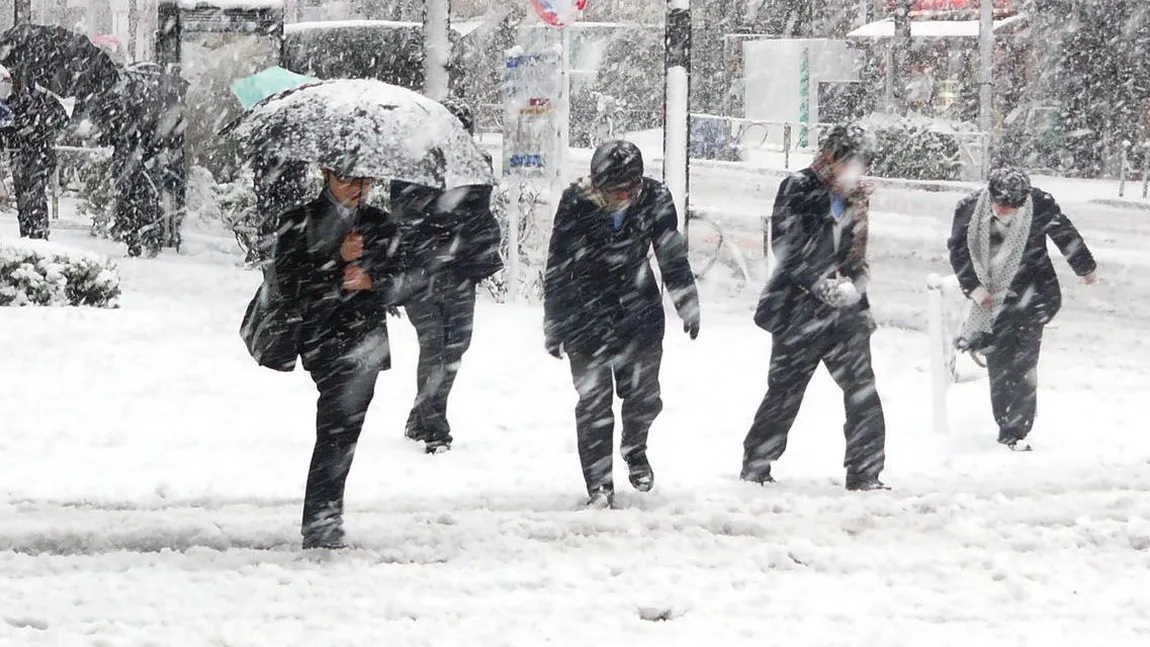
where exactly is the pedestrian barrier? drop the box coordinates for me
[48,145,113,221]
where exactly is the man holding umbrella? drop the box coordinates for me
[0,66,67,240]
[228,79,495,548]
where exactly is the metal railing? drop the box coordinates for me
[1118,140,1150,199]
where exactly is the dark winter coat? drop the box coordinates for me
[272,197,411,372]
[948,187,1097,328]
[754,168,873,338]
[391,180,504,292]
[543,176,699,354]
[1,86,67,168]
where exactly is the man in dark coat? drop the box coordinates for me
[4,73,67,240]
[391,99,503,454]
[272,167,417,549]
[948,167,1097,451]
[742,124,888,492]
[544,140,701,508]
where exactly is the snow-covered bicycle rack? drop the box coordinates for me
[686,211,753,285]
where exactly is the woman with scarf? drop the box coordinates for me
[949,167,1097,452]
[742,124,888,491]
[544,140,701,508]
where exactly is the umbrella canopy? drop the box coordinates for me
[0,24,121,99]
[231,65,318,111]
[223,79,494,189]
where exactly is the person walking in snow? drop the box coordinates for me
[544,140,701,508]
[391,100,503,454]
[948,167,1097,451]
[741,124,888,492]
[1,67,67,240]
[271,166,419,549]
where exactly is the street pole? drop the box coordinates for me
[892,0,912,114]
[978,0,995,178]
[15,0,31,24]
[423,0,451,100]
[128,0,139,62]
[664,0,691,243]
[551,26,570,221]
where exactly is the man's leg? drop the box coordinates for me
[302,360,381,547]
[424,284,476,450]
[986,324,1043,447]
[13,152,51,240]
[614,340,663,491]
[568,349,616,499]
[404,296,448,446]
[741,332,824,482]
[823,328,887,488]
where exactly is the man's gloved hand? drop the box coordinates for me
[679,299,701,340]
[815,277,862,308]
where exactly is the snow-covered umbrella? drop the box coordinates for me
[222,79,494,189]
[0,24,120,100]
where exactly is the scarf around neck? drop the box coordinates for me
[958,188,1034,348]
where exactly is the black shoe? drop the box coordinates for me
[1000,438,1033,452]
[846,476,890,491]
[425,438,451,454]
[626,455,655,492]
[586,486,615,509]
[405,426,428,443]
[740,462,774,485]
[302,536,349,550]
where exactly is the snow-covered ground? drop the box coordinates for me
[2,184,1149,645]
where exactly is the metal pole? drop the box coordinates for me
[128,0,139,63]
[978,0,994,179]
[422,0,451,100]
[664,0,691,242]
[552,26,570,217]
[15,0,31,24]
[892,0,912,114]
[506,181,520,305]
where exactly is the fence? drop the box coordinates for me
[1117,140,1150,199]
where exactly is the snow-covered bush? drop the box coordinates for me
[861,114,971,181]
[0,239,121,308]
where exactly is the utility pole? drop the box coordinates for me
[423,0,451,100]
[664,0,691,243]
[128,0,139,62]
[978,0,995,177]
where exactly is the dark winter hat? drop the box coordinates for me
[820,123,876,164]
[440,97,475,135]
[591,140,644,191]
[988,166,1032,208]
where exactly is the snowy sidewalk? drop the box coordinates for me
[1,208,1149,645]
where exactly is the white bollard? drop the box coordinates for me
[926,273,950,436]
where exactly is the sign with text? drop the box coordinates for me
[503,50,561,178]
[889,0,1014,18]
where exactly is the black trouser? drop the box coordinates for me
[13,148,54,240]
[743,321,886,481]
[568,340,664,495]
[404,282,476,446]
[112,156,163,257]
[986,323,1043,443]
[302,359,381,538]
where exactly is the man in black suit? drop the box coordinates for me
[742,124,888,491]
[948,167,1097,451]
[544,140,700,507]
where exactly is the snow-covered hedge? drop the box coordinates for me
[0,239,121,308]
[861,114,973,181]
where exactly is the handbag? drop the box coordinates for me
[240,277,302,372]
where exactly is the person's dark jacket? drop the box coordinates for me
[544,176,699,354]
[754,168,872,337]
[391,180,503,291]
[3,85,67,154]
[272,197,413,372]
[948,187,1096,327]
